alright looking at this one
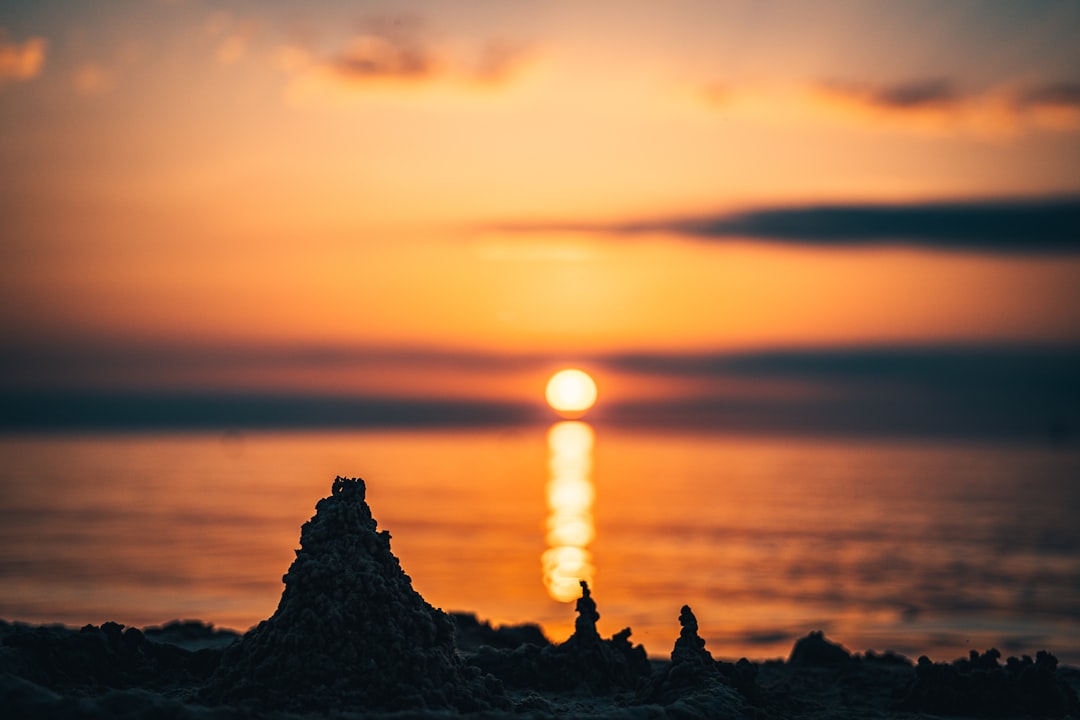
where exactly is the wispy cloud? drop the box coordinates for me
[276,17,533,99]
[819,78,961,111]
[72,63,114,96]
[1018,82,1080,110]
[811,77,1080,136]
[1014,81,1080,131]
[495,197,1080,254]
[0,30,46,85]
[328,19,436,83]
[468,39,531,86]
[204,11,259,66]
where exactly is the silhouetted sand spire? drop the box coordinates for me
[556,580,650,690]
[638,603,749,715]
[568,580,601,644]
[203,477,505,712]
[671,604,713,667]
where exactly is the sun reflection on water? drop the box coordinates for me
[542,421,596,602]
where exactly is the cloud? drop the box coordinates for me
[469,39,532,85]
[812,77,1080,135]
[204,12,259,66]
[820,78,960,110]
[603,345,1080,389]
[1017,82,1080,110]
[598,345,1080,441]
[276,17,532,99]
[0,391,542,431]
[0,31,46,85]
[0,342,544,390]
[498,197,1080,254]
[330,34,435,82]
[72,63,114,95]
[1014,81,1080,131]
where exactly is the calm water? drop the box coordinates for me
[0,428,1078,664]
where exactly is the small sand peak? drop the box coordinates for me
[572,580,601,642]
[672,604,713,666]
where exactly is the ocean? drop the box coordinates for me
[1,427,1077,664]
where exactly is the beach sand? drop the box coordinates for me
[2,477,1077,719]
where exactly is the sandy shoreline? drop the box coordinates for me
[3,615,1078,719]
[3,478,1077,719]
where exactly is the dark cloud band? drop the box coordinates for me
[1,343,1077,442]
[664,198,1080,251]
[820,78,959,109]
[598,345,1080,441]
[501,197,1080,253]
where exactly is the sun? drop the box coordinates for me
[545,369,598,418]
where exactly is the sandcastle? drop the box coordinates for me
[203,477,505,712]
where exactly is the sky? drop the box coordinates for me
[1,0,1079,437]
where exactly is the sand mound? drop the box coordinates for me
[469,580,651,695]
[637,605,749,714]
[202,477,505,712]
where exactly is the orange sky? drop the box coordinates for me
[2,1,1079,402]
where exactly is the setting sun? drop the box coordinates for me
[545,369,598,418]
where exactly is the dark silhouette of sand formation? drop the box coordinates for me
[203,477,506,712]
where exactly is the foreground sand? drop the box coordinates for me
[3,478,1077,719]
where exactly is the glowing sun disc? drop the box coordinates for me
[545,369,598,417]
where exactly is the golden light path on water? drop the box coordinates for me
[542,420,596,602]
[1,433,1079,663]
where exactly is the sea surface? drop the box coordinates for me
[1,427,1078,664]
